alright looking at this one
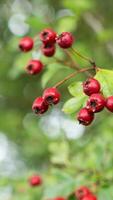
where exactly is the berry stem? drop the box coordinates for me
[54,67,93,88]
[54,57,77,70]
[63,49,80,70]
[70,47,96,66]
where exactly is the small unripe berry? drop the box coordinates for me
[32,97,49,114]
[83,78,101,96]
[86,93,105,113]
[77,108,94,126]
[41,43,56,57]
[26,60,43,75]
[40,28,57,44]
[75,186,92,200]
[19,37,34,52]
[82,195,97,200]
[56,32,74,48]
[43,87,61,105]
[105,96,113,112]
[29,175,42,187]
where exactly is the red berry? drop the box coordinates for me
[56,32,74,48]
[26,60,43,75]
[75,186,92,200]
[41,43,56,57]
[105,96,113,112]
[40,28,57,44]
[82,195,97,200]
[54,198,66,200]
[29,175,42,187]
[86,93,105,113]
[32,97,49,114]
[19,37,34,52]
[77,108,94,126]
[43,87,61,105]
[83,78,101,96]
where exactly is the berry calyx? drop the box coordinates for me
[40,28,57,45]
[19,37,34,52]
[56,32,74,48]
[86,93,105,113]
[26,60,43,75]
[29,175,42,187]
[82,195,97,200]
[83,78,101,96]
[77,108,94,126]
[41,43,56,57]
[105,96,113,112]
[43,87,61,105]
[32,97,49,114]
[75,186,92,200]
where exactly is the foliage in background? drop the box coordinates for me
[0,0,113,199]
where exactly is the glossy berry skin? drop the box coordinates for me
[77,108,94,126]
[86,93,105,113]
[43,87,61,105]
[82,195,97,200]
[32,97,49,114]
[56,32,74,48]
[26,60,43,75]
[54,198,66,200]
[83,78,101,96]
[41,43,56,57]
[29,175,42,187]
[105,96,113,112]
[40,28,57,44]
[75,186,92,200]
[19,37,34,52]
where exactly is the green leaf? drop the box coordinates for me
[43,170,76,199]
[68,81,83,97]
[98,187,113,200]
[95,69,113,97]
[63,96,87,114]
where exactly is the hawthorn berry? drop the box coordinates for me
[43,87,61,105]
[54,198,66,200]
[41,43,56,57]
[19,37,34,52]
[75,186,92,200]
[105,96,113,112]
[32,97,49,114]
[26,59,43,75]
[83,78,101,96]
[77,108,94,126]
[56,32,74,48]
[82,195,97,200]
[86,93,105,113]
[40,28,57,44]
[29,175,42,187]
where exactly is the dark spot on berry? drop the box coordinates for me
[90,100,97,107]
[33,107,40,114]
[42,31,48,39]
[46,96,53,104]
[27,64,33,71]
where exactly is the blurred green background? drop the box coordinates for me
[0,0,113,199]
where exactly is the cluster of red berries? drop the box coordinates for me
[29,176,98,200]
[77,77,113,126]
[19,28,73,75]
[75,186,97,200]
[32,87,61,115]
